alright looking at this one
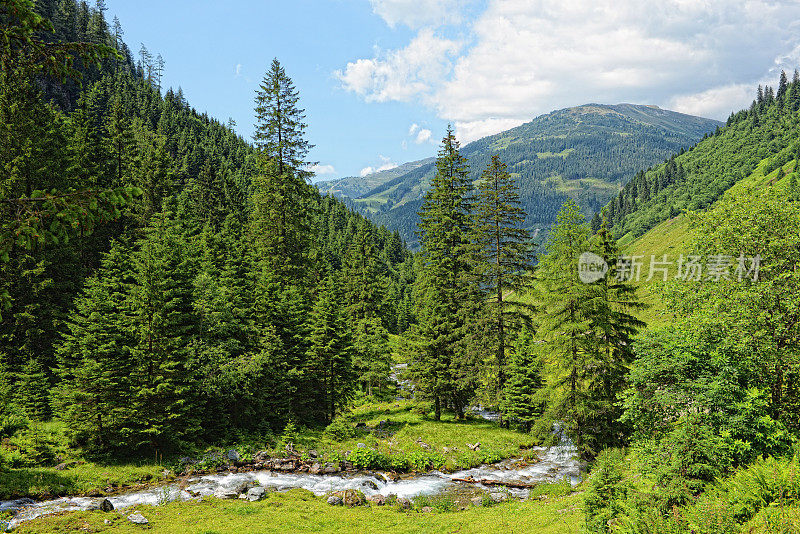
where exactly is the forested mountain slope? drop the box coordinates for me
[334,104,720,245]
[607,76,800,238]
[1,0,414,455]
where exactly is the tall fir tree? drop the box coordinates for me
[411,126,478,420]
[473,155,535,425]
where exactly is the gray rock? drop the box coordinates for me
[323,463,340,474]
[308,449,319,458]
[100,498,114,512]
[356,442,366,448]
[246,486,267,502]
[366,494,386,505]
[127,512,149,525]
[309,462,322,474]
[361,480,379,491]
[471,496,484,506]
[214,487,241,499]
[396,497,412,510]
[421,506,432,513]
[227,449,241,463]
[490,492,508,503]
[327,495,343,506]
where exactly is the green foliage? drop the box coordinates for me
[322,417,355,442]
[584,449,629,533]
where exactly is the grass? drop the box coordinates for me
[310,400,540,472]
[14,488,584,534]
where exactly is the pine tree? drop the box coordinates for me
[251,58,316,287]
[306,274,355,423]
[17,357,51,421]
[502,328,542,432]
[411,126,477,420]
[55,239,136,452]
[472,155,535,425]
[128,211,200,453]
[536,199,594,455]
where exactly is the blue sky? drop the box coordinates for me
[105,0,800,181]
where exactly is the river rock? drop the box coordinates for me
[366,494,386,505]
[309,462,322,474]
[127,512,149,525]
[214,487,241,499]
[421,506,432,513]
[340,489,366,507]
[327,495,343,506]
[227,449,241,463]
[471,496,484,506]
[246,487,267,502]
[308,449,319,458]
[357,442,366,448]
[490,492,508,503]
[323,463,340,474]
[396,497,412,510]
[361,480,379,491]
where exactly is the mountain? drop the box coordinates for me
[316,158,434,198]
[323,104,721,245]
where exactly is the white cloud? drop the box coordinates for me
[340,0,800,141]
[309,163,336,175]
[234,63,242,77]
[360,155,398,177]
[408,123,420,135]
[369,0,464,29]
[334,28,462,103]
[415,128,433,144]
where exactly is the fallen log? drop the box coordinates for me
[451,477,536,489]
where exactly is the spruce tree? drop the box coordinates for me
[306,273,355,423]
[473,155,534,425]
[411,126,478,420]
[55,239,136,452]
[502,328,543,432]
[251,58,316,286]
[17,357,51,421]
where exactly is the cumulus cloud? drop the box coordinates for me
[334,28,462,103]
[360,155,398,177]
[340,0,800,142]
[309,163,336,175]
[369,0,464,29]
[415,128,433,144]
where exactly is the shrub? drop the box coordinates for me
[322,417,355,442]
[584,448,629,533]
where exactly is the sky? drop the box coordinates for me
[105,0,800,181]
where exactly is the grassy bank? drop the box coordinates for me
[1,400,539,500]
[15,489,584,534]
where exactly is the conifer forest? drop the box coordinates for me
[2,1,800,532]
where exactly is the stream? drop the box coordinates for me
[1,441,580,530]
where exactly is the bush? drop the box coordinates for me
[322,417,355,442]
[584,448,629,533]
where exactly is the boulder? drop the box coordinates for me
[471,496,484,507]
[127,512,149,525]
[246,486,267,502]
[366,494,386,506]
[309,462,322,475]
[467,442,481,451]
[308,449,319,458]
[341,489,366,507]
[227,449,241,463]
[490,492,508,503]
[214,487,241,500]
[100,498,115,512]
[327,495,343,506]
[323,463,340,474]
[361,480,379,491]
[396,497,412,510]
[356,442,366,448]
[421,506,432,513]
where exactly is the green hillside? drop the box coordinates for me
[339,104,720,245]
[608,80,800,239]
